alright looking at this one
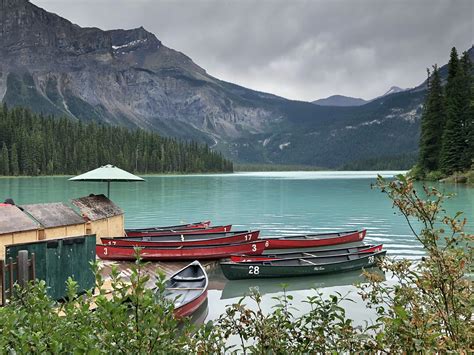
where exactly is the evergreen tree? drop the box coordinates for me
[470,70,474,168]
[0,143,10,175]
[418,66,445,172]
[440,48,467,174]
[446,47,459,100]
[10,143,19,176]
[460,51,474,169]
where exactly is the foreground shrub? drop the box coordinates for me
[362,174,473,352]
[0,255,200,353]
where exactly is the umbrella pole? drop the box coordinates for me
[107,181,110,198]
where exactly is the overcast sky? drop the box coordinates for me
[34,0,473,101]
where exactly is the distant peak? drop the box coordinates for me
[382,86,406,96]
[312,95,367,107]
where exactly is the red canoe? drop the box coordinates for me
[101,230,260,247]
[262,229,367,249]
[96,240,268,261]
[230,243,382,262]
[125,220,211,234]
[125,224,232,237]
[163,261,209,318]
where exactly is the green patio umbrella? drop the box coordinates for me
[69,164,145,198]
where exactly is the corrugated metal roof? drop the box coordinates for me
[71,194,123,221]
[69,165,145,182]
[0,205,40,234]
[21,202,85,228]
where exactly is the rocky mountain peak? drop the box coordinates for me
[1,0,111,66]
[1,0,28,9]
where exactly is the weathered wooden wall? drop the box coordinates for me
[72,195,124,243]
[0,231,39,259]
[0,205,40,259]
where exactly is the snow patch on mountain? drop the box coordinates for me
[112,38,149,50]
[361,119,381,126]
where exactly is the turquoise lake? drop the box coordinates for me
[0,171,472,324]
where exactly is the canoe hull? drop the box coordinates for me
[102,230,259,247]
[96,241,268,261]
[163,261,209,318]
[126,224,231,237]
[126,220,211,233]
[264,229,366,249]
[174,290,208,318]
[221,250,386,280]
[230,243,383,263]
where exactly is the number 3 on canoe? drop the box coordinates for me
[103,247,108,255]
[251,244,256,252]
[248,266,260,275]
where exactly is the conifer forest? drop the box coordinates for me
[0,106,233,176]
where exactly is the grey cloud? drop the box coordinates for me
[35,0,473,101]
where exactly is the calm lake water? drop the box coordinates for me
[1,171,472,325]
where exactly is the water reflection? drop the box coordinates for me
[208,266,385,300]
[189,298,209,326]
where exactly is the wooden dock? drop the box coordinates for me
[3,258,219,311]
[98,259,218,290]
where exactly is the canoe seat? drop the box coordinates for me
[173,275,206,282]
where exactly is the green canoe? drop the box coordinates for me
[220,250,387,280]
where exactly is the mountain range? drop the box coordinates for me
[312,95,368,107]
[312,87,407,107]
[1,0,472,168]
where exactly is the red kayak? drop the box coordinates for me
[101,230,260,247]
[230,243,382,262]
[96,240,268,261]
[262,229,366,249]
[125,224,232,237]
[163,261,208,318]
[125,220,211,234]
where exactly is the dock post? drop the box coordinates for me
[17,250,29,288]
[29,253,36,282]
[0,260,5,306]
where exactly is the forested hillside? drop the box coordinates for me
[0,105,233,176]
[341,152,418,170]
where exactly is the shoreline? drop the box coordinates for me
[0,170,411,178]
[414,170,474,185]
